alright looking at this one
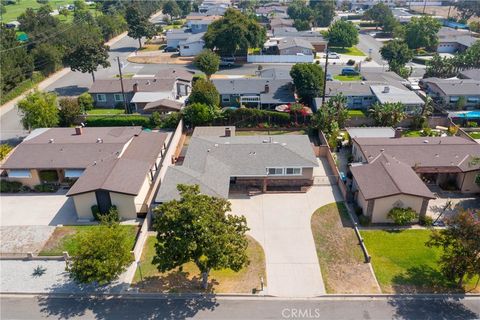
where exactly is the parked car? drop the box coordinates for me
[341,68,359,76]
[326,73,333,81]
[219,57,235,67]
[324,52,340,59]
[406,79,421,91]
[164,46,179,53]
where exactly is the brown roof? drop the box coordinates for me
[354,136,480,172]
[2,127,142,169]
[351,153,435,200]
[144,99,184,111]
[67,131,168,196]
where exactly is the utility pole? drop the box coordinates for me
[321,44,329,106]
[117,57,129,114]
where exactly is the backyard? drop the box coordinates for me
[39,225,138,256]
[311,202,380,293]
[329,46,365,56]
[1,0,75,22]
[347,110,366,118]
[235,129,307,136]
[334,75,363,81]
[361,229,480,293]
[133,235,266,293]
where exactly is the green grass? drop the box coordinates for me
[402,130,422,137]
[347,110,366,118]
[86,109,125,115]
[361,229,479,293]
[329,46,366,56]
[1,0,75,22]
[0,72,45,105]
[333,75,363,81]
[469,132,480,139]
[236,130,306,136]
[39,225,138,256]
[114,73,135,79]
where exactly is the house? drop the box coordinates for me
[199,0,229,13]
[346,127,396,139]
[350,152,435,223]
[370,85,424,113]
[186,15,220,34]
[89,68,193,112]
[212,77,295,108]
[271,28,327,52]
[459,68,480,81]
[351,136,480,195]
[277,38,314,55]
[155,126,319,202]
[269,18,294,29]
[256,5,288,17]
[437,27,478,53]
[166,28,191,48]
[179,32,205,56]
[1,127,169,220]
[420,77,480,110]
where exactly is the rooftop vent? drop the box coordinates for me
[435,154,439,158]
[96,138,103,143]
[75,126,83,135]
[214,143,219,147]
[423,140,429,144]
[383,86,390,93]
[49,138,54,143]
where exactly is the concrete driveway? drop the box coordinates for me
[229,184,342,297]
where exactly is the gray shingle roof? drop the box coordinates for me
[277,37,314,50]
[421,77,480,95]
[212,79,295,104]
[370,85,424,105]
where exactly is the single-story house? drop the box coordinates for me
[186,15,220,34]
[277,37,314,55]
[370,85,424,113]
[270,18,294,29]
[256,5,288,17]
[1,127,169,220]
[166,28,191,48]
[437,27,478,53]
[351,136,480,194]
[459,68,480,81]
[155,126,319,202]
[420,77,480,110]
[89,68,193,112]
[179,32,205,56]
[272,28,327,52]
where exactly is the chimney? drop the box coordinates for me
[394,128,402,138]
[75,126,83,135]
[264,84,270,93]
[133,83,139,92]
[383,86,390,93]
[225,127,231,137]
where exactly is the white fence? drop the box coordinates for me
[247,54,314,63]
[158,119,184,181]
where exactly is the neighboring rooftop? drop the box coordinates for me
[346,127,396,139]
[459,69,480,80]
[370,85,424,105]
[421,77,480,95]
[277,37,314,50]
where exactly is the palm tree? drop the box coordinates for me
[369,102,406,127]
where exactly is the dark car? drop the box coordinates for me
[341,68,360,76]
[164,46,179,53]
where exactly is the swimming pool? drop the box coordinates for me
[453,111,480,119]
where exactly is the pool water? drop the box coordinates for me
[456,111,480,119]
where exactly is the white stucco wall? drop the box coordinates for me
[371,194,424,223]
[180,41,205,56]
[110,192,137,220]
[134,176,152,213]
[72,192,97,220]
[458,170,480,193]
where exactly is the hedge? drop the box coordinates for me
[358,22,377,27]
[219,108,310,127]
[86,115,153,128]
[39,170,58,182]
[0,181,22,193]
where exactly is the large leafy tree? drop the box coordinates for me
[153,184,250,289]
[380,40,413,73]
[454,1,480,20]
[194,49,220,79]
[287,0,314,22]
[188,78,220,107]
[309,0,335,27]
[64,36,110,82]
[426,209,480,288]
[363,2,393,30]
[126,5,156,48]
[67,223,133,285]
[327,20,359,48]
[425,54,458,78]
[312,93,349,137]
[368,102,406,127]
[404,16,441,51]
[59,97,82,127]
[204,8,266,56]
[18,91,59,130]
[162,0,182,19]
[183,103,217,127]
[290,63,324,106]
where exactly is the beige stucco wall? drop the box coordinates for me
[134,175,152,213]
[7,169,41,188]
[356,189,368,216]
[371,194,424,223]
[263,167,314,180]
[110,192,137,220]
[457,170,480,193]
[72,192,97,220]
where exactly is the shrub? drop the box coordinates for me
[354,206,363,216]
[358,214,370,226]
[0,144,13,160]
[467,121,478,128]
[0,181,22,193]
[387,207,418,225]
[39,170,58,182]
[346,59,355,66]
[99,206,120,225]
[419,215,433,227]
[86,115,152,128]
[160,112,182,129]
[365,57,372,62]
[221,108,300,127]
[91,205,100,221]
[34,183,58,193]
[78,92,94,111]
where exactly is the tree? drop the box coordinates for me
[188,78,220,107]
[454,1,480,20]
[404,16,441,51]
[32,43,63,76]
[183,103,216,126]
[59,97,82,127]
[380,40,413,73]
[363,2,393,30]
[426,208,480,288]
[368,102,406,127]
[126,5,156,48]
[327,20,359,49]
[152,184,249,289]
[387,207,418,226]
[78,92,94,111]
[293,19,310,31]
[204,8,266,56]
[425,54,457,78]
[290,63,324,106]
[309,0,335,27]
[67,223,133,285]
[287,0,314,22]
[311,93,349,137]
[18,91,59,130]
[162,0,182,19]
[177,0,192,17]
[412,96,433,130]
[64,38,110,82]
[194,49,220,79]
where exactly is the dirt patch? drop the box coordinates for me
[311,202,380,294]
[0,226,55,255]
[410,5,479,23]
[40,226,77,254]
[127,52,195,65]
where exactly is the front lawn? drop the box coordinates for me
[311,202,380,293]
[469,132,480,139]
[86,109,125,115]
[39,225,138,256]
[333,75,363,81]
[236,130,306,136]
[361,229,480,293]
[329,46,366,56]
[347,110,366,118]
[133,235,266,293]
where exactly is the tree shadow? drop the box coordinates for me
[391,265,461,294]
[135,269,219,294]
[388,296,479,320]
[51,85,89,97]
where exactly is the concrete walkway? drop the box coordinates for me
[229,181,342,297]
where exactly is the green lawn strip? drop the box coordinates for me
[333,75,363,81]
[402,130,422,137]
[235,130,306,136]
[133,236,266,293]
[39,225,138,256]
[469,132,480,139]
[347,110,366,117]
[329,46,366,56]
[87,108,126,115]
[1,0,75,22]
[361,229,479,293]
[1,72,45,105]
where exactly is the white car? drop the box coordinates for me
[325,52,341,59]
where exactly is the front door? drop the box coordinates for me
[95,190,112,214]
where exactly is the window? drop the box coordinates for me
[285,168,302,175]
[183,45,190,49]
[96,94,106,102]
[114,94,123,102]
[267,168,283,175]
[450,96,460,102]
[222,95,230,102]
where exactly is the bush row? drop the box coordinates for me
[86,115,153,128]
[218,108,311,127]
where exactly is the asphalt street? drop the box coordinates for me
[1,295,479,320]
